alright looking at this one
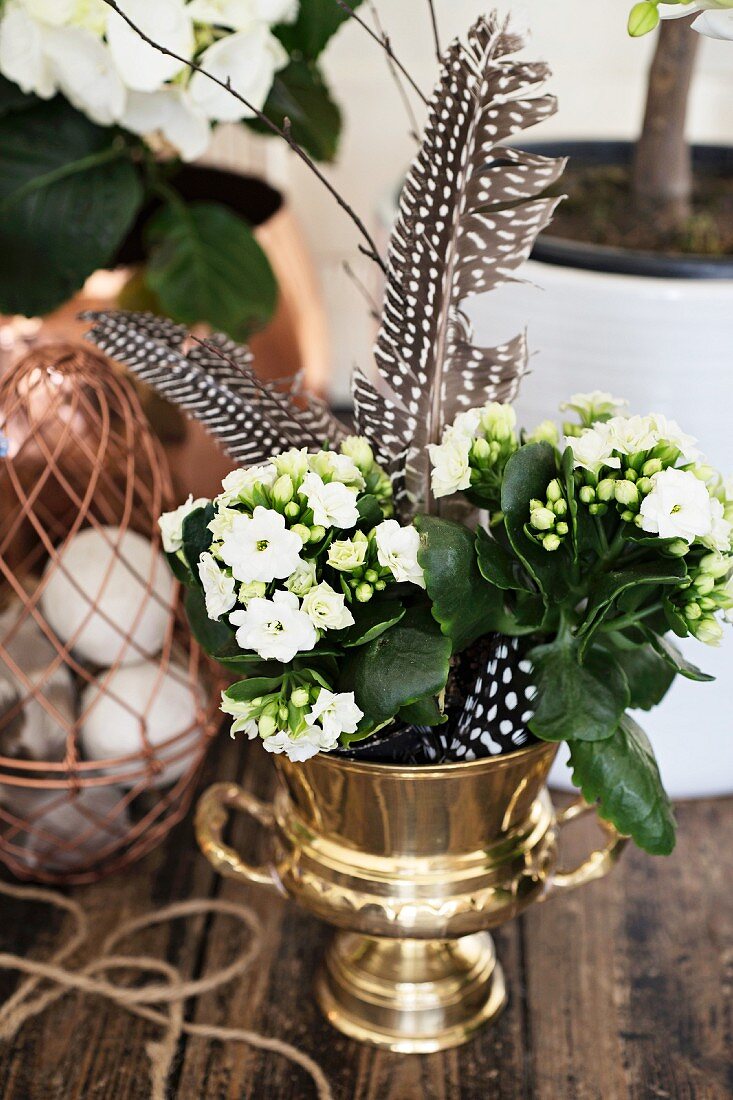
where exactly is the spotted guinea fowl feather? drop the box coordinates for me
[82,310,348,463]
[354,15,565,517]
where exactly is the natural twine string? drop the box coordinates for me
[0,880,333,1100]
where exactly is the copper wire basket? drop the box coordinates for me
[0,345,220,884]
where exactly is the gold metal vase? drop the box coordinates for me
[196,742,626,1052]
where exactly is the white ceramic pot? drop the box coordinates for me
[465,143,733,798]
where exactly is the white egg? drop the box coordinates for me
[0,785,130,873]
[80,661,203,789]
[41,527,175,667]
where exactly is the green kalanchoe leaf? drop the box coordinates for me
[224,676,284,704]
[184,584,234,656]
[398,694,447,727]
[274,0,365,60]
[337,605,451,733]
[475,526,534,593]
[341,599,405,648]
[640,628,715,682]
[355,493,383,530]
[578,559,688,657]
[600,640,677,710]
[416,515,508,653]
[501,443,570,604]
[181,504,215,577]
[528,638,630,742]
[568,714,676,855]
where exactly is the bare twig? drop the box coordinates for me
[427,0,441,62]
[333,0,428,106]
[367,0,420,143]
[100,0,386,274]
[343,261,380,320]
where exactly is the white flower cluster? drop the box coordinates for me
[158,443,424,667]
[428,403,517,499]
[0,0,298,159]
[222,685,363,762]
[566,413,700,478]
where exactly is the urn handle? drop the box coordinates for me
[195,782,282,892]
[547,796,628,895]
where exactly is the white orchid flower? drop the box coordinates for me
[121,87,210,161]
[189,23,287,121]
[106,0,194,93]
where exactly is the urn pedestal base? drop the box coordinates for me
[315,930,507,1053]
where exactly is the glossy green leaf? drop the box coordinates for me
[181,504,215,577]
[416,515,508,653]
[501,443,569,603]
[337,605,451,731]
[224,676,283,703]
[275,0,364,59]
[568,714,676,855]
[248,60,341,160]
[640,629,715,682]
[475,526,533,592]
[145,201,277,340]
[184,584,234,655]
[578,559,687,657]
[355,493,383,531]
[602,641,677,710]
[0,98,143,315]
[399,695,447,727]
[341,599,405,648]
[528,638,630,742]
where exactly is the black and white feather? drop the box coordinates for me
[354,16,565,517]
[82,310,348,464]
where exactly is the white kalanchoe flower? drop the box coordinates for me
[273,447,309,483]
[238,580,267,603]
[220,692,260,737]
[660,1,733,39]
[639,468,713,543]
[219,505,303,583]
[261,724,338,763]
[561,391,628,422]
[229,590,317,662]
[198,552,237,620]
[301,582,355,631]
[254,0,299,21]
[24,0,78,25]
[120,87,210,161]
[299,471,360,530]
[428,432,472,497]
[603,415,658,457]
[479,402,517,439]
[106,0,194,93]
[308,450,365,490]
[451,407,483,439]
[566,424,621,477]
[189,23,287,121]
[374,520,425,588]
[0,4,56,98]
[158,494,208,553]
[186,0,260,29]
[306,689,363,740]
[207,505,239,542]
[648,413,701,464]
[44,25,127,126]
[285,558,317,596]
[705,498,733,552]
[327,536,368,573]
[217,462,277,505]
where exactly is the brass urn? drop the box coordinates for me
[196,742,625,1052]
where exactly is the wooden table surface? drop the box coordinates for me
[0,733,731,1100]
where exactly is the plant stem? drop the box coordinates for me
[600,601,663,634]
[631,18,700,228]
[100,0,387,274]
[334,0,428,106]
[426,0,442,63]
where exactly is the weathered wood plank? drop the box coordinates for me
[0,741,731,1100]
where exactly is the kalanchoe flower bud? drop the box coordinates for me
[239,580,268,603]
[615,480,639,508]
[693,616,724,646]
[374,579,386,591]
[309,525,326,543]
[272,475,294,508]
[291,523,310,544]
[355,582,373,602]
[290,687,310,708]
[546,478,563,503]
[579,486,595,505]
[699,552,731,579]
[555,521,569,537]
[364,568,379,583]
[636,477,653,496]
[274,448,309,483]
[664,539,690,557]
[543,533,561,552]
[693,574,715,596]
[530,507,556,532]
[684,602,702,621]
[258,714,278,737]
[590,503,608,516]
[528,419,560,446]
[471,437,492,467]
[278,705,289,722]
[553,498,568,517]
[284,501,301,519]
[597,479,616,503]
[642,458,663,478]
[340,435,374,473]
[628,1,660,37]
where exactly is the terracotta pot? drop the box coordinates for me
[0,167,330,500]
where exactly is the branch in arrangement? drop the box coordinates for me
[427,0,441,62]
[334,0,428,106]
[367,0,420,143]
[100,0,386,274]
